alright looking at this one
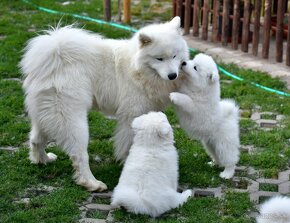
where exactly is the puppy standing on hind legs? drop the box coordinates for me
[170,53,240,179]
[111,112,192,217]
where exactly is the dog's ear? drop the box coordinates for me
[169,16,181,29]
[139,33,152,48]
[209,72,219,83]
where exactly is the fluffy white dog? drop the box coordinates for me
[111,112,192,217]
[170,53,240,179]
[20,17,189,191]
[257,196,290,223]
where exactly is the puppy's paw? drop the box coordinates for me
[182,189,192,199]
[180,189,192,205]
[169,92,182,104]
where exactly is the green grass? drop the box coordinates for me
[0,0,290,222]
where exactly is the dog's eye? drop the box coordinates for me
[193,66,197,71]
[173,55,176,59]
[156,58,163,61]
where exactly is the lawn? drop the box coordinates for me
[0,0,289,223]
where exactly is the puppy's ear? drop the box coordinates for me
[139,33,152,48]
[157,124,171,137]
[169,16,181,29]
[131,117,144,131]
[209,72,219,83]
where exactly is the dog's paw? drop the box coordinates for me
[46,152,58,162]
[29,152,57,164]
[77,178,108,192]
[220,167,235,179]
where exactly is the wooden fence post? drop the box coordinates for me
[103,0,111,21]
[202,0,209,40]
[117,0,122,22]
[262,0,272,59]
[123,0,131,23]
[287,13,290,66]
[211,0,220,42]
[184,0,191,35]
[252,0,261,56]
[221,0,230,46]
[232,0,240,49]
[241,0,251,52]
[193,0,200,36]
[276,0,286,62]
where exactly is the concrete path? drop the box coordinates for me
[184,35,290,90]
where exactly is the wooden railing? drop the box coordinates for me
[173,0,290,66]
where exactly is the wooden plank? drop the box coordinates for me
[184,0,191,34]
[262,0,272,59]
[193,0,200,36]
[221,0,230,45]
[287,13,290,66]
[241,0,251,52]
[275,0,285,62]
[231,0,240,49]
[103,0,111,21]
[211,0,220,42]
[252,0,262,56]
[202,0,209,40]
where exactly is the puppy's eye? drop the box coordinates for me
[173,55,176,59]
[156,58,163,61]
[193,66,197,71]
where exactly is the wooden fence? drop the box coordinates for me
[173,0,290,66]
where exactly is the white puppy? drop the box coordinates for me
[170,53,240,179]
[257,196,290,223]
[111,112,192,217]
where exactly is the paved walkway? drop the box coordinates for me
[184,35,290,89]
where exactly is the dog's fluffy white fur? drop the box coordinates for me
[170,53,240,179]
[111,112,192,217]
[20,17,189,191]
[257,196,290,223]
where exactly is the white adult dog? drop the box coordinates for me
[170,53,240,179]
[111,112,192,217]
[257,196,290,223]
[20,17,189,191]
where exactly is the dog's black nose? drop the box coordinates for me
[181,61,187,66]
[168,73,177,80]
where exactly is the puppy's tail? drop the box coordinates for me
[20,25,101,89]
[220,99,239,119]
[111,187,159,217]
[256,196,290,223]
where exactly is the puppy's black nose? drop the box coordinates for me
[168,73,177,80]
[181,61,187,66]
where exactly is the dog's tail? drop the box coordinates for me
[256,196,290,223]
[220,99,239,119]
[20,25,102,88]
